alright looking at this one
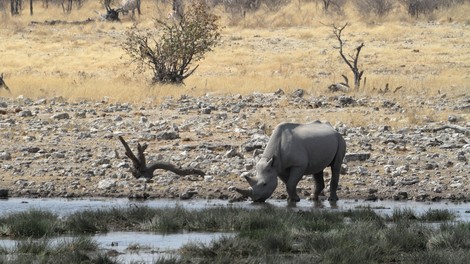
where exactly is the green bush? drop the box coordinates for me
[123,0,221,84]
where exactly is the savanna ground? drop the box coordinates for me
[1,0,469,102]
[0,2,469,263]
[0,0,469,200]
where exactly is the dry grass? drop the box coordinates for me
[0,1,469,104]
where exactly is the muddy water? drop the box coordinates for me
[0,198,469,221]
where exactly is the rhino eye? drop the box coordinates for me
[263,183,267,187]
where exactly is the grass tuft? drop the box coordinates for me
[419,209,456,222]
[0,206,468,263]
[1,210,59,238]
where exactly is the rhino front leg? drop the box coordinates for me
[313,171,325,201]
[286,167,304,202]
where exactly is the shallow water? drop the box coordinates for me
[0,198,468,263]
[0,197,468,221]
[0,231,230,263]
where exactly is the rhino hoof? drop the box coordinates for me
[328,196,339,202]
[288,197,300,203]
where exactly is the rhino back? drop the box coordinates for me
[265,122,340,174]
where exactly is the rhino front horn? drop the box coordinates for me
[244,175,257,187]
[234,187,253,198]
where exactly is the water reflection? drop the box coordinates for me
[0,231,231,263]
[0,197,468,221]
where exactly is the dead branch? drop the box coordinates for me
[0,73,11,93]
[118,136,205,179]
[421,125,469,135]
[332,22,365,90]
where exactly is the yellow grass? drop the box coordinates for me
[0,1,469,103]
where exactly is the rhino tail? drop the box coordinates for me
[330,132,346,169]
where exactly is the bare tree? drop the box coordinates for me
[10,0,21,15]
[118,136,205,180]
[331,23,365,90]
[318,0,346,13]
[0,73,11,93]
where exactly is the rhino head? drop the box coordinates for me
[235,157,278,202]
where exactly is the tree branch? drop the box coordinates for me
[118,136,205,179]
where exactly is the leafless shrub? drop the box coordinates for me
[329,23,365,90]
[0,73,11,93]
[262,0,290,12]
[354,0,394,16]
[398,0,451,17]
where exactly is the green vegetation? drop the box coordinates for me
[0,210,59,238]
[123,0,221,84]
[0,206,468,263]
[387,208,456,222]
[0,236,113,264]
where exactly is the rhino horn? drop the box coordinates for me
[234,187,253,198]
[244,175,257,187]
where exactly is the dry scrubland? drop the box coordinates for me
[0,1,469,104]
[0,1,469,201]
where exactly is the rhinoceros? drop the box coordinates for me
[235,121,346,203]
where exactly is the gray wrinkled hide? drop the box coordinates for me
[236,121,346,202]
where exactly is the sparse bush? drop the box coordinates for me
[398,0,462,17]
[262,0,291,12]
[123,0,221,84]
[354,0,395,17]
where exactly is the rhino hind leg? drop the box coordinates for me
[328,155,343,202]
[313,171,325,200]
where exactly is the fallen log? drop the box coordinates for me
[30,18,95,26]
[422,125,468,135]
[118,136,205,179]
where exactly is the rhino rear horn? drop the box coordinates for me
[235,187,253,198]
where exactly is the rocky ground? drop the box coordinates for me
[0,90,469,202]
